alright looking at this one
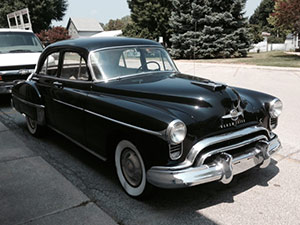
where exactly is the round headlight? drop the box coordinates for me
[269,99,283,118]
[167,120,187,144]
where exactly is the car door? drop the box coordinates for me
[33,50,61,127]
[50,51,92,145]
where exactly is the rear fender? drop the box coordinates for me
[12,80,45,125]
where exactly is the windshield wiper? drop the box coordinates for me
[9,49,33,53]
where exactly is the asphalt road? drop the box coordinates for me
[0,62,299,225]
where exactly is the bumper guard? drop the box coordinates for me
[147,133,281,189]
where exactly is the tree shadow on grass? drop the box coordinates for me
[272,54,300,60]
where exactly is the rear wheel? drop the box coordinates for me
[115,140,150,198]
[26,115,44,137]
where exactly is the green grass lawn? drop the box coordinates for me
[188,51,300,68]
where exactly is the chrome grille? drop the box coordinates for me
[169,143,183,160]
[270,118,278,130]
[195,130,269,166]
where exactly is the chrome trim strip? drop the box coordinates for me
[51,98,164,137]
[85,109,164,137]
[94,71,176,83]
[0,70,20,75]
[12,94,45,109]
[48,125,107,161]
[196,135,268,166]
[152,126,270,171]
[53,98,84,111]
[0,69,34,75]
[91,45,165,52]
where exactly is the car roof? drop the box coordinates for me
[0,28,34,33]
[48,37,162,52]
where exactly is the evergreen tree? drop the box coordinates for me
[170,0,251,59]
[0,0,67,33]
[123,0,173,47]
[249,0,275,27]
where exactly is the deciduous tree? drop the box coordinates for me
[123,0,173,47]
[0,0,68,33]
[37,26,70,46]
[104,16,131,31]
[271,0,300,33]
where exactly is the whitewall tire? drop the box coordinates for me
[115,140,147,197]
[26,115,43,136]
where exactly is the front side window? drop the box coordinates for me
[0,32,43,54]
[61,52,89,81]
[90,47,177,81]
[40,52,59,76]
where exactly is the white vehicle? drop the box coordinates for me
[0,29,43,94]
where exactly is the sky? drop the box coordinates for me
[52,0,262,27]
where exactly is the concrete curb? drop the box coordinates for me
[174,60,300,72]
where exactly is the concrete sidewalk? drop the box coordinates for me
[0,121,118,225]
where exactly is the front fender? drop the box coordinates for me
[234,87,277,129]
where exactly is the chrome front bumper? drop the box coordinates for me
[147,133,281,189]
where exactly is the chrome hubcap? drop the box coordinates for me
[121,148,142,187]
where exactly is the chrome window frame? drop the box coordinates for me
[87,45,179,83]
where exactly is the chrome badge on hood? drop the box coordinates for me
[220,100,245,128]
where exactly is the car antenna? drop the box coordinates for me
[193,21,197,76]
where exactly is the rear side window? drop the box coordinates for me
[60,52,89,81]
[40,52,59,76]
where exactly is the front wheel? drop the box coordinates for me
[115,140,150,198]
[26,115,44,137]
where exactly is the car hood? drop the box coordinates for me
[94,72,266,138]
[0,52,41,67]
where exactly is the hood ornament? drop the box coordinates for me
[222,101,244,122]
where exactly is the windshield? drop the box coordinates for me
[0,32,43,54]
[90,47,177,81]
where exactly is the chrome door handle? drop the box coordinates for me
[31,76,39,81]
[53,81,63,88]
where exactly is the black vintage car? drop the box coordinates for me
[12,37,282,198]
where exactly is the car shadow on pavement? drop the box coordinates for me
[141,159,279,221]
[35,126,280,224]
[0,94,11,106]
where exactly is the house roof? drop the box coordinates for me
[92,30,122,37]
[67,18,103,32]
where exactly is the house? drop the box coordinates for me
[250,32,299,53]
[91,30,122,37]
[66,18,104,39]
[285,33,299,51]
